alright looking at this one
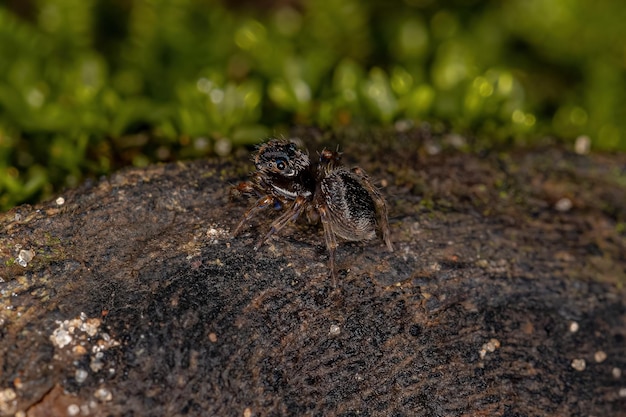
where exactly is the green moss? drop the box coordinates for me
[1,0,625,210]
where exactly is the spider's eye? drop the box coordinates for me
[275,158,286,171]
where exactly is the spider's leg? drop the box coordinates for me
[374,191,393,252]
[352,167,394,252]
[232,195,277,237]
[230,180,256,200]
[318,206,339,286]
[254,195,307,250]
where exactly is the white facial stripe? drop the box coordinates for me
[271,184,312,199]
[272,184,298,199]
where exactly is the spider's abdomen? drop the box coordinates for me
[319,169,377,241]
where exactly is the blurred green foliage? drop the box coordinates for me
[1,0,625,210]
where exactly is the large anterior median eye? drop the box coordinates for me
[275,158,287,171]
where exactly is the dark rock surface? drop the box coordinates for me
[1,130,625,416]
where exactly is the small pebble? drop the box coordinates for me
[574,135,591,155]
[12,378,23,390]
[80,318,102,337]
[75,369,88,384]
[571,358,586,371]
[619,388,626,398]
[594,351,607,363]
[425,142,441,155]
[50,328,72,349]
[72,345,87,356]
[16,249,35,268]
[0,388,16,401]
[94,387,112,402]
[486,338,501,352]
[612,368,622,379]
[568,321,579,333]
[193,137,210,152]
[91,359,104,373]
[67,404,80,416]
[555,197,573,212]
[56,197,65,206]
[329,324,341,336]
[430,262,441,271]
[215,138,232,156]
[479,338,501,359]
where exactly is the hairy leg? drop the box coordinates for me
[318,206,339,286]
[232,194,277,237]
[254,195,307,250]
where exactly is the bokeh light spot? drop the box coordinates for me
[497,72,514,95]
[569,107,588,125]
[235,20,266,50]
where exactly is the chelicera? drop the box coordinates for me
[232,138,393,284]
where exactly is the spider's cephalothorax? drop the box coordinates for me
[232,139,393,285]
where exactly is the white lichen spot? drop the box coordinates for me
[50,327,73,348]
[594,351,607,363]
[568,321,579,333]
[571,358,586,371]
[206,224,229,244]
[16,249,35,268]
[329,324,341,336]
[80,318,102,337]
[50,313,119,365]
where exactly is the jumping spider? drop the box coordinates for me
[232,138,393,285]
